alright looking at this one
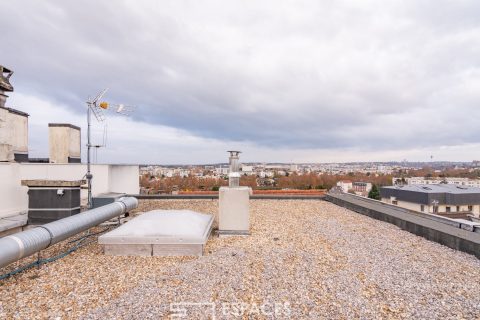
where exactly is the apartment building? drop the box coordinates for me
[393,177,480,188]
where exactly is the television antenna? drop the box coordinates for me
[85,89,136,209]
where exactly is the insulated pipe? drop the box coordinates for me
[0,197,138,269]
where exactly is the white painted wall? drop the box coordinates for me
[381,197,480,217]
[10,112,28,155]
[0,163,28,218]
[108,165,140,194]
[0,108,12,161]
[0,109,28,160]
[336,181,353,193]
[69,127,81,158]
[0,163,140,219]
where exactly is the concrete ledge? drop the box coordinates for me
[21,180,85,187]
[0,226,23,238]
[153,244,203,256]
[216,230,250,237]
[104,244,152,256]
[103,243,205,256]
[0,212,27,235]
[326,193,480,258]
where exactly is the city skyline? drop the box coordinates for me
[2,1,480,163]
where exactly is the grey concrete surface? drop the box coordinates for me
[326,193,480,258]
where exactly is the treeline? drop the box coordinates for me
[276,172,392,190]
[140,172,392,193]
[402,168,480,179]
[140,175,226,193]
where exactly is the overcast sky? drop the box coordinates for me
[2,0,480,164]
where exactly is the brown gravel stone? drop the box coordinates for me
[0,200,479,319]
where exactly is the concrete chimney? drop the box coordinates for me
[49,124,81,163]
[228,150,241,187]
[218,150,251,236]
[0,66,29,162]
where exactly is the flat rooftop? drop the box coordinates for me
[383,184,480,194]
[1,199,479,319]
[381,184,480,205]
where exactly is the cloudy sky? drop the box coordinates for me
[2,0,480,164]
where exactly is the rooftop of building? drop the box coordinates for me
[48,123,81,130]
[383,184,480,194]
[1,199,479,319]
[0,105,29,117]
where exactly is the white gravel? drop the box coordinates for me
[1,200,479,319]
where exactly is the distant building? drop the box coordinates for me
[336,180,353,193]
[352,182,372,195]
[215,166,229,175]
[393,177,480,188]
[240,165,253,175]
[380,184,480,217]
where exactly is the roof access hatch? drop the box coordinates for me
[98,210,214,256]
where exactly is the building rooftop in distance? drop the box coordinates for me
[1,199,479,319]
[381,184,480,206]
[0,105,29,117]
[383,184,480,194]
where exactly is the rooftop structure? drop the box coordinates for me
[99,209,213,256]
[381,184,480,216]
[0,67,30,163]
[0,106,29,162]
[0,65,14,108]
[48,123,81,164]
[393,176,480,188]
[336,180,353,192]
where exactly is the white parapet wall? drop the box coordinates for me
[0,162,28,218]
[0,162,140,219]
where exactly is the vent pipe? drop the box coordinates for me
[227,151,241,187]
[0,197,138,269]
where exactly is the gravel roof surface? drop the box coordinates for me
[1,199,479,319]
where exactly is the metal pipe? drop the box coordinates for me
[0,197,138,269]
[87,104,93,209]
[227,151,241,187]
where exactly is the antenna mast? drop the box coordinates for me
[85,89,136,209]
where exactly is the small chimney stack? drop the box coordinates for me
[227,151,241,187]
[218,150,251,236]
[49,124,81,163]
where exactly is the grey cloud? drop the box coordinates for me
[1,0,480,154]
